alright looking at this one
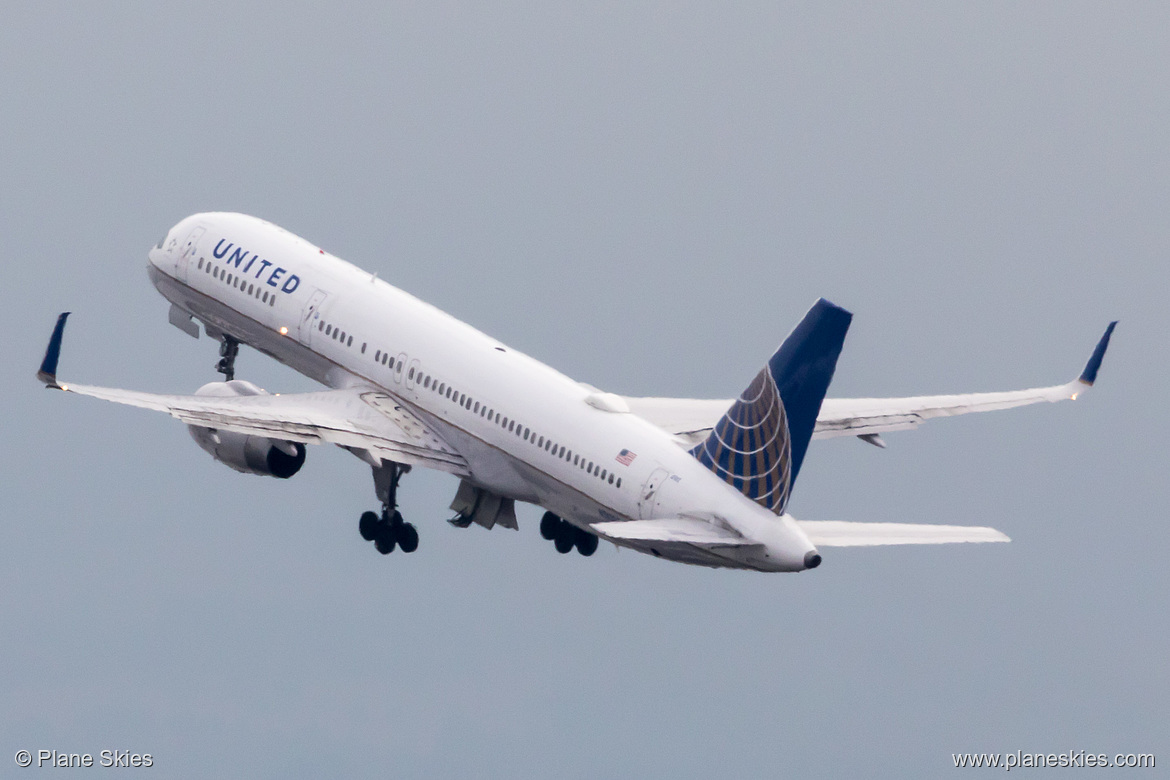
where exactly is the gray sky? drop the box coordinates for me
[2,3,1165,777]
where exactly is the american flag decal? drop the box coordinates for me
[615,449,637,466]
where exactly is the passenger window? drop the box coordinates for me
[537,436,544,448]
[348,336,353,347]
[361,343,366,354]
[608,473,614,485]
[247,283,253,295]
[573,454,578,466]
[423,377,430,389]
[375,349,381,361]
[197,258,203,270]
[616,477,622,488]
[408,367,415,380]
[473,401,479,413]
[601,469,607,481]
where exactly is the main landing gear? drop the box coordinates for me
[540,511,598,557]
[359,460,419,555]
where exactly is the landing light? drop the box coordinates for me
[1071,392,1079,400]
[279,326,288,335]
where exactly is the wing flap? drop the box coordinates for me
[798,520,1010,547]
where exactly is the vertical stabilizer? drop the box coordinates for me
[689,299,851,515]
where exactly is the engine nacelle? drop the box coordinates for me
[187,380,307,479]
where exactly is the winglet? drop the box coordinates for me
[1078,321,1117,386]
[37,312,71,387]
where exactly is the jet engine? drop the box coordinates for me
[187,380,306,479]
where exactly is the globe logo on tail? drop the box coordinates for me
[689,367,793,515]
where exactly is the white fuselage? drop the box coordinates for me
[147,212,817,571]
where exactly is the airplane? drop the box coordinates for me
[36,212,1115,572]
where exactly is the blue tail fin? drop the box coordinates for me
[689,299,852,515]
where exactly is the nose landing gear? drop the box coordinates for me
[359,460,419,556]
[216,335,240,381]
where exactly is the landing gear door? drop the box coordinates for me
[298,289,328,346]
[177,226,205,283]
[638,467,671,520]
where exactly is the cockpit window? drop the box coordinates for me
[156,235,166,249]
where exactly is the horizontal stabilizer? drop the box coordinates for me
[592,517,759,548]
[797,520,1010,547]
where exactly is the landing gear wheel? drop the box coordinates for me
[374,524,397,554]
[397,523,419,553]
[553,523,575,554]
[359,511,379,542]
[575,530,599,557]
[216,335,240,381]
[540,511,561,541]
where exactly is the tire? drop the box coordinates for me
[575,530,599,557]
[539,511,561,540]
[553,524,575,554]
[374,525,396,554]
[359,511,379,542]
[397,522,419,553]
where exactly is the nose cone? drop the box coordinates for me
[147,232,169,270]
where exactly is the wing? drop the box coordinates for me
[796,520,1009,546]
[623,322,1116,444]
[36,313,469,476]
